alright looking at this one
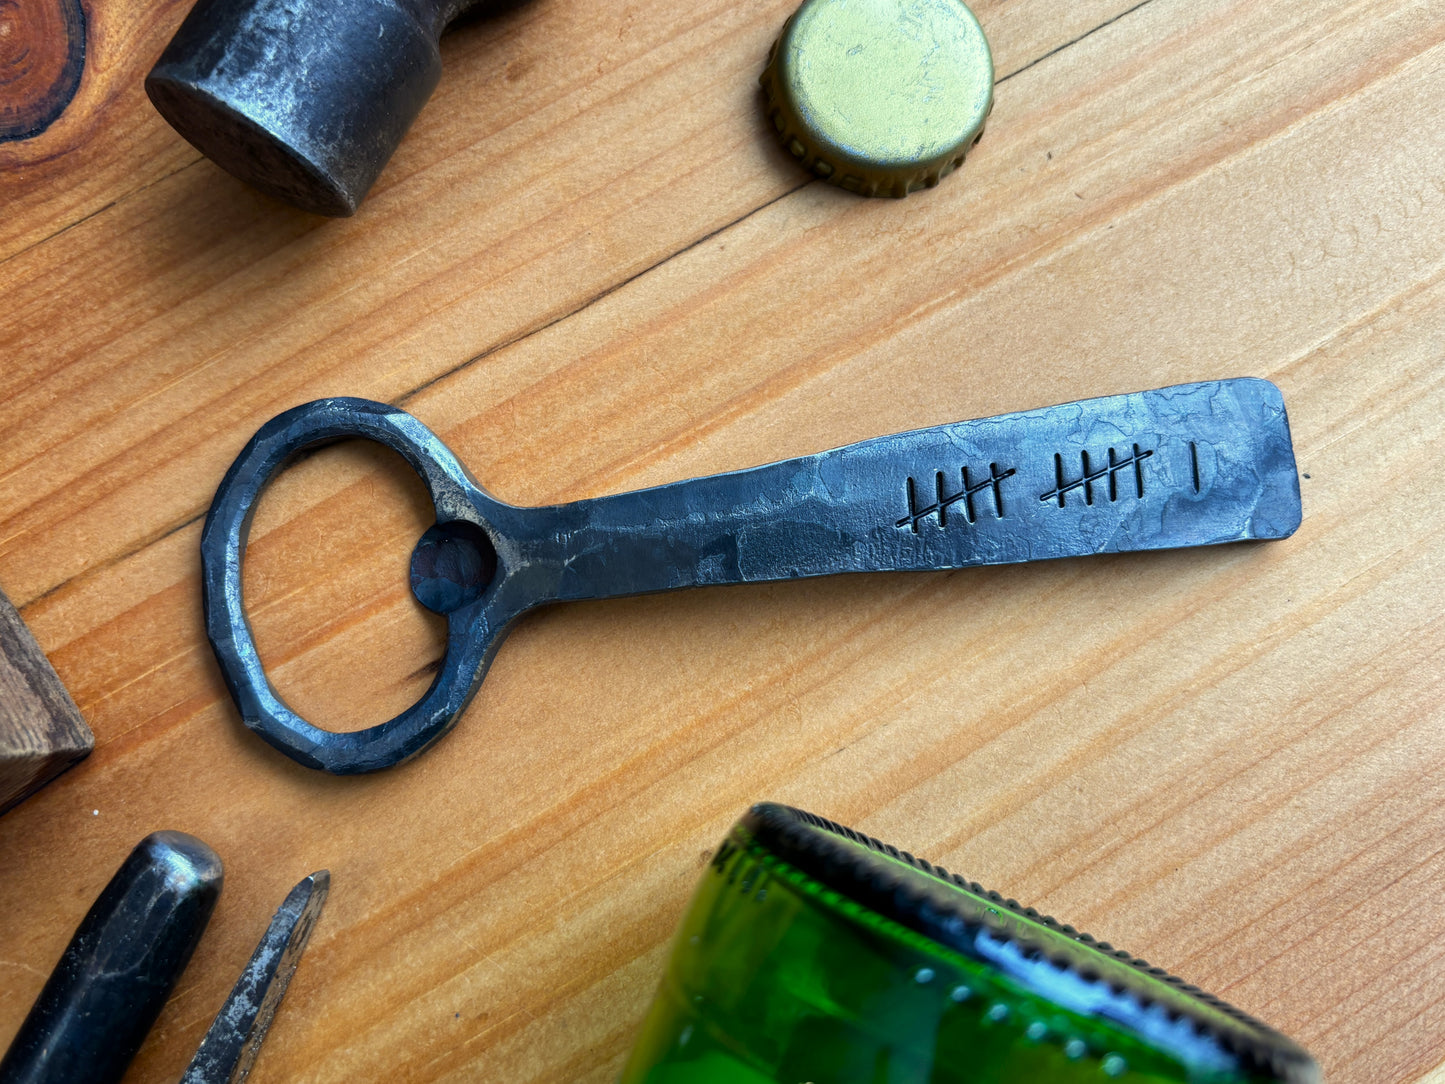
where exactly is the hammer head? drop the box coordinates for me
[146,0,449,216]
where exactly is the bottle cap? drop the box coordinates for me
[761,0,994,197]
[621,804,1324,1083]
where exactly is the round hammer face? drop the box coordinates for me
[146,0,444,216]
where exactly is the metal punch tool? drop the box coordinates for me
[202,378,1301,775]
[0,832,327,1084]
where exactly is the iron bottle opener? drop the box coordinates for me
[201,378,1301,774]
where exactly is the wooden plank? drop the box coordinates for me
[0,0,1138,260]
[1,0,1442,1082]
[0,0,1148,605]
[0,588,91,813]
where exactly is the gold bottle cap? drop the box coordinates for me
[761,0,993,197]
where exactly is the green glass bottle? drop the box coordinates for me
[621,804,1318,1084]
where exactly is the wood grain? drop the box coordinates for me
[0,588,91,813]
[1,0,1443,1081]
[0,0,86,142]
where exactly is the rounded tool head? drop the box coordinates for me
[761,0,993,197]
[0,832,223,1084]
[145,0,445,216]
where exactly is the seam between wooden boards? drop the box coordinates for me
[9,1,1173,618]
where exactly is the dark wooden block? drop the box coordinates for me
[0,589,92,815]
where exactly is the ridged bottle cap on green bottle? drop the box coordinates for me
[761,0,994,197]
[621,805,1323,1084]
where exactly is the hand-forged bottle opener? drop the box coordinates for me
[202,378,1301,774]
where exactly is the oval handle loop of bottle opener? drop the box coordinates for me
[201,379,1302,774]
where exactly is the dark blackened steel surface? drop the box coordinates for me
[180,871,329,1084]
[145,0,483,216]
[201,378,1301,774]
[0,833,223,1084]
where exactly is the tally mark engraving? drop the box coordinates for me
[1040,444,1154,508]
[1190,441,1201,493]
[898,464,1016,532]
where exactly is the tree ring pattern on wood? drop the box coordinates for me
[0,0,86,142]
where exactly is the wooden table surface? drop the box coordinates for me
[3,0,1444,1080]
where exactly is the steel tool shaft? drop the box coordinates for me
[180,871,330,1084]
[202,378,1301,774]
[0,833,223,1084]
[0,847,327,1084]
